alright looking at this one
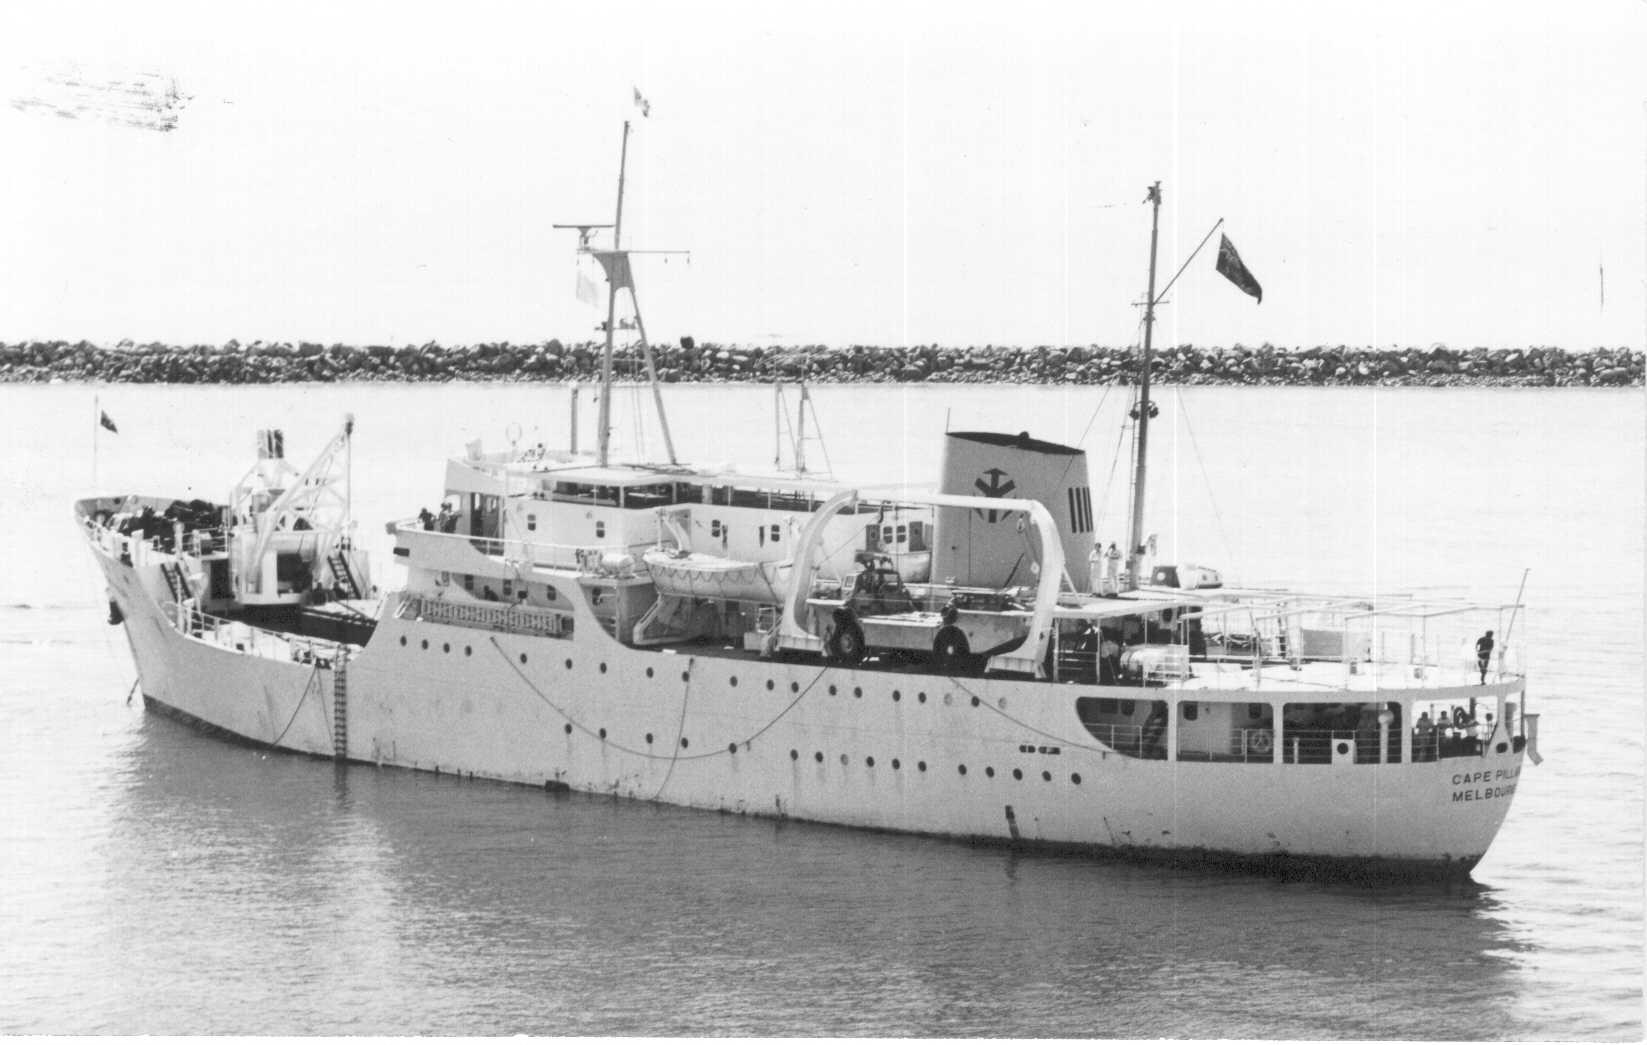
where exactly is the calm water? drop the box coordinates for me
[0,381,1640,1038]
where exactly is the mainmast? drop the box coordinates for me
[1125,181,1162,590]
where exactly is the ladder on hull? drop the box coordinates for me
[331,649,348,761]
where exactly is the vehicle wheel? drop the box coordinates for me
[827,614,866,664]
[933,626,970,673]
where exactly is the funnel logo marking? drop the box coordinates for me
[973,467,1015,523]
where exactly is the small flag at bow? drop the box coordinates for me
[633,87,651,118]
[1215,234,1262,303]
[99,410,119,433]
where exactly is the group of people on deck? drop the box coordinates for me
[1088,541,1123,596]
[417,502,460,534]
[1414,703,1506,760]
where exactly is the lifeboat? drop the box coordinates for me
[642,548,791,603]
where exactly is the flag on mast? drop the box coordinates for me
[99,410,119,433]
[575,265,599,305]
[633,87,651,118]
[1215,234,1263,303]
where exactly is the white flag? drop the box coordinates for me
[575,267,598,305]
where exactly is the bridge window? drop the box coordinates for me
[594,521,606,538]
[526,513,537,532]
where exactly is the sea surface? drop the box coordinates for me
[0,381,1641,1038]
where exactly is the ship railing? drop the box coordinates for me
[164,600,345,664]
[392,520,650,574]
[1077,721,1164,758]
[1277,727,1399,765]
[396,592,573,639]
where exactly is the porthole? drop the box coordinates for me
[814,751,824,763]
[646,733,654,744]
[680,737,689,749]
[399,636,407,647]
[866,756,876,767]
[892,689,901,702]
[970,696,980,707]
[681,671,690,682]
[790,682,800,693]
[599,662,607,674]
[565,658,573,669]
[730,676,739,688]
[828,685,838,696]
[1012,768,1023,781]
[839,753,847,765]
[854,687,863,699]
[442,642,450,653]
[420,639,429,650]
[598,727,607,739]
[985,766,995,778]
[519,653,527,664]
[918,761,927,772]
[790,749,799,761]
[1071,773,1082,785]
[464,645,472,656]
[728,742,738,754]
[766,679,775,691]
[1042,771,1051,782]
[958,764,968,775]
[917,691,927,703]
[892,758,901,770]
[645,667,654,678]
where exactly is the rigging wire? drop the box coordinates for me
[1174,388,1235,567]
[489,636,831,761]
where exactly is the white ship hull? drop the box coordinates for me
[95,538,1525,878]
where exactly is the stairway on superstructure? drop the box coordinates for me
[327,551,361,600]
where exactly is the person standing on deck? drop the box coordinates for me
[1476,630,1495,684]
[1087,541,1104,596]
[1105,542,1121,594]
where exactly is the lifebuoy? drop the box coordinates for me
[1249,728,1274,756]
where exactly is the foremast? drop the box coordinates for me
[561,120,682,469]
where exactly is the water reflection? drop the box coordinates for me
[92,711,1535,1037]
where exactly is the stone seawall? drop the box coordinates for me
[3,340,1641,386]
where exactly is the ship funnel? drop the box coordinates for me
[931,431,1095,590]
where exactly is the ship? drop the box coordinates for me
[78,124,1540,879]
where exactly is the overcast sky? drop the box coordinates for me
[2,0,1643,351]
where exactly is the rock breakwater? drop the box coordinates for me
[3,339,1641,387]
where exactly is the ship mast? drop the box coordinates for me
[1126,181,1162,590]
[595,122,631,468]
[568,120,679,469]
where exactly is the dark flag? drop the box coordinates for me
[99,410,119,434]
[1215,233,1263,303]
